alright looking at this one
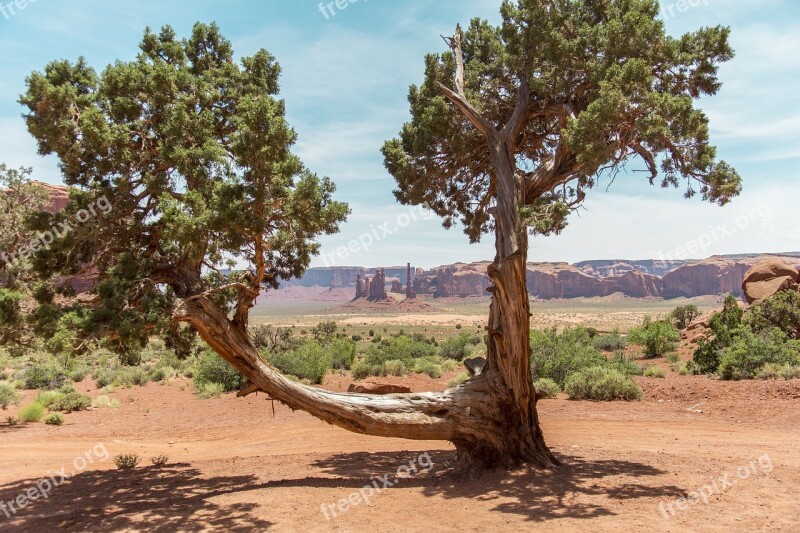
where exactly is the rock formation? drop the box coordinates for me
[741,259,800,304]
[391,280,403,293]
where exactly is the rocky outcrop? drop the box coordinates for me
[661,258,752,298]
[741,259,800,304]
[390,280,403,294]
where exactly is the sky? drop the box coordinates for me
[0,0,798,269]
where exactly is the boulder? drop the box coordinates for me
[742,259,800,304]
[347,383,412,394]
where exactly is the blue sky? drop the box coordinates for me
[1,0,798,269]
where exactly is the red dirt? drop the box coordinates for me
[1,373,798,532]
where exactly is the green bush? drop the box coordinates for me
[18,402,46,423]
[643,366,666,378]
[692,294,743,374]
[718,328,800,380]
[530,327,606,386]
[565,367,643,401]
[592,331,626,351]
[747,291,800,339]
[607,352,643,376]
[267,341,331,384]
[328,338,356,370]
[384,359,408,377]
[756,363,800,380]
[193,350,245,391]
[34,390,64,408]
[69,366,90,383]
[0,383,19,410]
[45,413,65,426]
[439,333,474,361]
[51,392,92,413]
[533,378,561,399]
[194,381,225,399]
[364,335,436,367]
[413,359,442,378]
[21,359,67,390]
[628,318,679,358]
[114,454,141,469]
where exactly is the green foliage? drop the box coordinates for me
[670,305,700,330]
[33,390,64,408]
[312,321,338,341]
[92,395,120,409]
[45,413,65,426]
[533,378,561,399]
[194,381,225,399]
[628,318,679,358]
[692,294,743,374]
[151,455,169,467]
[0,289,26,346]
[718,328,800,380]
[384,1,740,242]
[448,372,470,388]
[439,333,474,360]
[413,359,443,378]
[364,335,437,368]
[328,338,356,370]
[384,359,408,377]
[746,291,800,340]
[18,402,46,423]
[50,392,92,413]
[565,367,643,401]
[607,352,644,376]
[20,358,67,390]
[643,366,666,378]
[530,327,606,386]
[266,341,331,384]
[0,383,19,410]
[193,350,245,391]
[114,454,141,470]
[592,330,626,351]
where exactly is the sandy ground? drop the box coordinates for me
[1,370,798,532]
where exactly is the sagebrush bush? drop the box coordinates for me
[92,395,120,408]
[114,454,140,470]
[530,327,606,386]
[439,333,473,360]
[592,331,626,351]
[607,352,643,376]
[193,350,245,391]
[533,378,561,399]
[328,338,356,370]
[194,381,225,399]
[18,402,46,423]
[413,359,442,378]
[34,390,64,408]
[51,392,92,413]
[447,372,470,388]
[644,366,666,378]
[45,413,64,426]
[0,382,19,410]
[21,359,66,390]
[267,341,331,384]
[565,367,642,401]
[384,359,408,377]
[150,455,169,467]
[746,290,800,339]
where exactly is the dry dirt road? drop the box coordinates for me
[1,374,798,532]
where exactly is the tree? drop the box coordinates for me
[692,294,742,373]
[382,0,740,472]
[670,304,700,330]
[0,165,49,285]
[628,317,679,358]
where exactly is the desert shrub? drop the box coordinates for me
[368,329,375,337]
[69,366,90,383]
[670,305,700,330]
[267,341,331,384]
[150,455,169,467]
[592,330,626,352]
[665,352,680,364]
[193,350,245,391]
[148,367,166,382]
[93,367,118,389]
[6,416,19,426]
[448,372,470,388]
[607,352,643,376]
[312,321,337,341]
[718,328,800,380]
[628,318,679,358]
[351,361,376,380]
[692,294,743,374]
[118,350,142,367]
[439,333,473,361]
[746,290,800,339]
[384,359,408,377]
[250,324,294,352]
[533,378,561,399]
[92,395,120,408]
[328,338,356,370]
[34,390,64,408]
[18,402,46,423]
[45,413,64,426]
[530,327,606,386]
[672,361,689,375]
[565,367,643,401]
[455,324,462,330]
[363,335,436,369]
[118,367,149,387]
[114,454,140,469]
[51,392,92,413]
[351,335,362,342]
[644,366,666,378]
[194,381,226,399]
[20,359,67,390]
[0,383,19,410]
[413,359,442,378]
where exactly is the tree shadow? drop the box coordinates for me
[0,465,273,532]
[310,450,685,523]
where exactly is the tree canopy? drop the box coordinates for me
[383,0,741,243]
[19,23,349,354]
